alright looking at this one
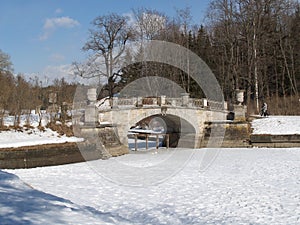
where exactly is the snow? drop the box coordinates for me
[3,114,50,127]
[0,170,115,224]
[129,128,163,134]
[1,113,83,148]
[3,148,300,224]
[0,116,300,224]
[251,116,300,135]
[0,128,83,148]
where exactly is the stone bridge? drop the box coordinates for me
[96,95,229,148]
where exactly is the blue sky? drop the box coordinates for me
[0,0,211,85]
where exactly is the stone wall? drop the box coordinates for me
[0,143,85,169]
[250,134,300,147]
[79,126,129,158]
[0,126,129,169]
[200,121,251,148]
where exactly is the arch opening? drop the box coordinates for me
[128,113,196,150]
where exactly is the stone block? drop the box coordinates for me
[85,106,97,124]
[234,105,247,121]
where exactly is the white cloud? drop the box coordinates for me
[40,16,80,40]
[43,64,74,82]
[22,65,75,86]
[41,64,98,85]
[50,53,65,62]
[39,32,50,41]
[22,60,105,86]
[43,17,80,29]
[55,8,63,14]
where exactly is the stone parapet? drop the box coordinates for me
[250,134,300,147]
[0,126,129,169]
[201,121,251,148]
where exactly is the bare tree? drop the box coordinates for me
[133,8,167,40]
[175,7,193,93]
[207,0,241,102]
[0,50,13,72]
[73,13,134,97]
[205,0,299,113]
[0,50,14,127]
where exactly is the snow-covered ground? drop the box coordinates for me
[251,116,300,135]
[0,113,82,148]
[0,128,83,148]
[0,116,300,224]
[3,148,300,224]
[0,170,105,224]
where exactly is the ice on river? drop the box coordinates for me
[3,148,300,224]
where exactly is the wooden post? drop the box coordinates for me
[166,134,169,149]
[146,134,148,150]
[135,134,137,151]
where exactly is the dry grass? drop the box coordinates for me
[46,122,74,137]
[247,95,300,116]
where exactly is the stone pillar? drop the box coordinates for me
[99,113,104,124]
[87,88,97,102]
[223,101,228,110]
[85,88,97,125]
[112,96,119,108]
[171,99,177,106]
[181,93,189,107]
[202,98,208,108]
[136,96,143,107]
[234,105,247,121]
[234,89,246,121]
[85,107,97,125]
[160,95,166,106]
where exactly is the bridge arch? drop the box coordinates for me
[109,107,206,149]
[132,113,197,148]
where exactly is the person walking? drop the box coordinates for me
[261,102,268,117]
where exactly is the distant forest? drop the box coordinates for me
[1,0,300,116]
[0,70,76,121]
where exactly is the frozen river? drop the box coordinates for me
[3,147,300,224]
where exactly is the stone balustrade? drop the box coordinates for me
[103,95,228,111]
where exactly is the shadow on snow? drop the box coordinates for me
[0,170,118,225]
